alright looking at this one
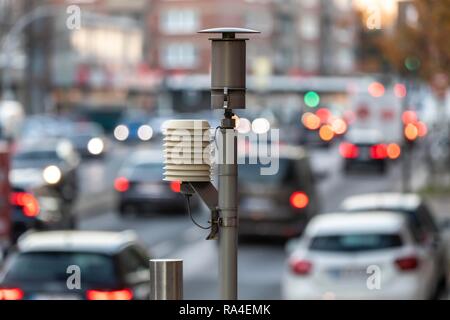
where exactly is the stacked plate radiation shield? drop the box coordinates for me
[163,120,212,182]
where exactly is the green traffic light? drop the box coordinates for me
[405,57,420,71]
[304,91,320,108]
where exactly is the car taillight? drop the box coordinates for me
[86,288,133,300]
[0,288,24,300]
[289,259,312,275]
[339,142,359,159]
[10,192,40,217]
[114,177,130,192]
[370,144,387,159]
[395,256,419,271]
[289,191,309,209]
[170,181,181,193]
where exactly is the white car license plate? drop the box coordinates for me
[136,184,164,195]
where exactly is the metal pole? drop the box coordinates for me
[149,259,183,300]
[218,113,238,300]
[402,77,412,193]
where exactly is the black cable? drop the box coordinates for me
[185,194,211,230]
[214,125,220,150]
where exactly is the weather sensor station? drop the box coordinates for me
[159,27,259,301]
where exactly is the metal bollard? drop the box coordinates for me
[149,259,183,300]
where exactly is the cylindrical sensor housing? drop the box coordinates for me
[198,28,260,110]
[211,38,246,109]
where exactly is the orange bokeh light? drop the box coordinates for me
[387,143,401,159]
[319,125,334,141]
[302,112,321,130]
[404,123,419,141]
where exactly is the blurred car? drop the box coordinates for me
[19,115,74,142]
[113,111,152,143]
[282,212,440,300]
[341,192,448,294]
[66,122,108,159]
[339,128,388,173]
[114,150,193,215]
[10,139,80,203]
[9,185,75,243]
[238,145,319,239]
[0,231,151,300]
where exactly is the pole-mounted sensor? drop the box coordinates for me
[198,28,260,110]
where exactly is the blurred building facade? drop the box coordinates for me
[0,1,27,101]
[147,0,357,76]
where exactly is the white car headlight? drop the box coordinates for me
[42,165,62,185]
[251,118,271,134]
[137,125,153,141]
[114,125,129,141]
[87,137,104,155]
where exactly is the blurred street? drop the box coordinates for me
[0,0,449,301]
[74,140,442,299]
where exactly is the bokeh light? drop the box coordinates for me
[137,125,153,141]
[404,123,419,141]
[319,125,334,141]
[304,91,320,108]
[236,117,251,134]
[368,82,385,98]
[405,56,421,71]
[401,110,417,124]
[302,112,321,130]
[416,121,427,137]
[252,118,271,134]
[316,108,331,123]
[394,83,407,98]
[331,118,348,135]
[114,125,129,141]
[387,143,401,159]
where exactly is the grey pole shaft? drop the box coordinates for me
[149,259,183,300]
[218,124,238,300]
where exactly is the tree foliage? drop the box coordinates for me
[378,0,450,81]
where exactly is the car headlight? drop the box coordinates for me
[87,137,104,155]
[42,165,62,185]
[114,125,129,141]
[137,125,153,141]
[251,118,271,134]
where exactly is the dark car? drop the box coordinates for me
[238,145,320,239]
[9,185,75,243]
[113,111,152,144]
[340,192,448,296]
[114,150,193,215]
[66,122,108,159]
[339,128,388,173]
[10,140,80,204]
[0,231,151,300]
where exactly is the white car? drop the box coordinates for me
[281,212,440,300]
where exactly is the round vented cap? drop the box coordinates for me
[163,120,212,182]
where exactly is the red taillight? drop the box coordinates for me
[289,259,312,275]
[395,256,419,271]
[86,288,133,300]
[339,142,359,159]
[289,191,309,209]
[370,144,387,160]
[114,177,130,192]
[0,288,24,300]
[170,181,181,193]
[10,192,40,217]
